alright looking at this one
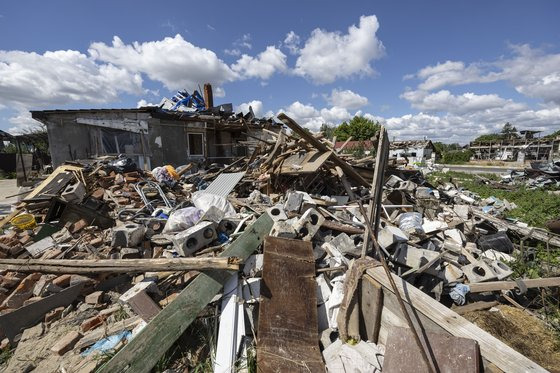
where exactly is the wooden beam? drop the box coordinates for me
[366,266,546,373]
[362,126,389,255]
[97,214,274,373]
[452,301,499,315]
[0,257,239,274]
[277,113,370,187]
[468,277,560,293]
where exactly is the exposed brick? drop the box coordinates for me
[91,188,105,200]
[84,291,104,305]
[51,330,82,355]
[53,274,72,288]
[71,219,88,234]
[1,273,41,309]
[80,314,106,333]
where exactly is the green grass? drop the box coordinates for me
[428,171,560,228]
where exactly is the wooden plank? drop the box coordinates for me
[277,113,370,187]
[468,277,560,293]
[362,126,389,254]
[0,283,83,342]
[383,326,480,373]
[257,236,324,372]
[366,266,546,372]
[0,257,239,274]
[453,301,500,315]
[360,275,383,343]
[98,214,274,373]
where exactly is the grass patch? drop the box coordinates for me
[429,171,560,228]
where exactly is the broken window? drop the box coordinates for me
[100,128,143,155]
[188,133,204,156]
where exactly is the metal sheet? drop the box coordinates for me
[257,236,325,372]
[202,172,245,197]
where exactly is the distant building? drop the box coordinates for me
[389,140,436,164]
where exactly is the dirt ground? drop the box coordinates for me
[463,305,560,372]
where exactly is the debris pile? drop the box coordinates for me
[0,114,559,372]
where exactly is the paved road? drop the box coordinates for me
[0,179,22,218]
[440,164,523,174]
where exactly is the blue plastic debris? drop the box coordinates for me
[81,330,132,356]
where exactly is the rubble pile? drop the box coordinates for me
[0,114,559,372]
[497,160,560,189]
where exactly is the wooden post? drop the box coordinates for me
[15,138,27,183]
[361,126,389,256]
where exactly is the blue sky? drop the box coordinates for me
[1,0,559,143]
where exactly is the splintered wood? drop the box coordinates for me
[257,236,324,372]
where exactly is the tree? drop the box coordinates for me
[319,123,336,139]
[473,133,504,143]
[501,122,519,139]
[333,116,380,141]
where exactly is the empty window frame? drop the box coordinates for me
[188,133,204,156]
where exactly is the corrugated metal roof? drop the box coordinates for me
[202,172,246,197]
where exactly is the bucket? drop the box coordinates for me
[10,213,36,230]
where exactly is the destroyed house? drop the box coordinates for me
[468,134,560,162]
[31,107,279,169]
[388,140,436,164]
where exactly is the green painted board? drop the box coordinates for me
[98,213,273,373]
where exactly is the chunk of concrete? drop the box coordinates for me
[266,205,288,221]
[330,233,361,257]
[293,208,325,241]
[270,220,297,239]
[283,191,303,213]
[377,226,408,250]
[119,281,161,322]
[444,228,465,246]
[111,223,146,248]
[462,261,497,283]
[393,244,440,268]
[171,221,217,256]
[61,182,86,204]
[487,259,513,280]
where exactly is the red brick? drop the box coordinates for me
[80,314,105,333]
[84,291,104,305]
[71,219,88,234]
[51,330,82,355]
[53,274,72,288]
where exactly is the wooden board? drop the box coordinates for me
[366,267,546,372]
[383,326,480,373]
[98,214,274,373]
[360,274,383,343]
[257,236,324,372]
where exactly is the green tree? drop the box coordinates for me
[473,133,504,143]
[319,123,336,139]
[333,116,380,141]
[501,122,519,139]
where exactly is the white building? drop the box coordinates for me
[389,140,436,164]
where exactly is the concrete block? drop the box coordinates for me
[85,291,104,305]
[393,244,440,268]
[120,247,141,259]
[444,228,465,245]
[283,191,303,213]
[462,261,497,283]
[269,220,297,239]
[171,221,217,256]
[293,208,325,241]
[199,206,224,224]
[51,331,82,355]
[487,260,513,280]
[111,223,146,248]
[266,205,288,221]
[378,226,408,250]
[243,254,264,277]
[119,281,161,322]
[61,182,86,203]
[330,233,361,257]
[218,219,238,235]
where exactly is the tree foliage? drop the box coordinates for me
[319,123,336,139]
[473,123,520,142]
[333,116,380,141]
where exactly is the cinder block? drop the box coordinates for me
[269,220,297,239]
[293,208,324,241]
[378,226,408,250]
[283,191,303,213]
[111,223,146,248]
[171,221,217,256]
[218,219,239,235]
[487,259,513,280]
[462,261,497,283]
[119,281,161,322]
[266,205,288,221]
[61,182,86,203]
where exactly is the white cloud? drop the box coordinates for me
[283,31,300,55]
[89,35,237,91]
[231,46,287,80]
[137,99,157,107]
[278,101,352,131]
[236,100,264,117]
[224,48,241,56]
[8,110,44,134]
[327,89,368,109]
[294,15,385,84]
[214,87,225,98]
[0,49,143,108]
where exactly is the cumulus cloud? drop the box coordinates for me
[283,31,301,55]
[327,89,368,109]
[0,49,143,108]
[236,100,264,117]
[231,46,287,80]
[137,99,157,107]
[294,15,385,84]
[278,101,352,131]
[89,35,237,91]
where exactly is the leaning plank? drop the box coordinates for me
[97,214,274,373]
[277,113,370,187]
[366,266,546,373]
[0,257,239,274]
[468,277,560,293]
[0,283,83,342]
[257,236,325,372]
